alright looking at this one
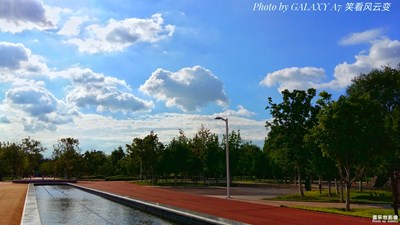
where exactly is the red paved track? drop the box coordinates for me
[78,181,372,225]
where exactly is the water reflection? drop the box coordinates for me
[35,185,175,225]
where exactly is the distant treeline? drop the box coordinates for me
[0,129,274,182]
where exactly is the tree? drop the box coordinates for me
[346,65,400,169]
[162,130,191,182]
[265,88,320,197]
[311,95,386,211]
[126,131,164,182]
[223,130,242,178]
[190,125,223,184]
[52,138,82,179]
[237,142,262,180]
[21,137,45,177]
[345,65,400,213]
[83,150,107,178]
[108,146,126,175]
[0,142,26,179]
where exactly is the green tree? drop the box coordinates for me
[126,131,164,182]
[345,65,400,213]
[265,88,320,197]
[190,125,223,184]
[0,142,26,179]
[108,146,126,175]
[162,130,191,182]
[223,130,242,178]
[21,137,45,177]
[39,159,56,177]
[346,65,400,170]
[52,138,82,179]
[311,95,386,211]
[83,150,107,178]
[237,142,262,180]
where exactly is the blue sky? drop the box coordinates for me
[0,0,399,155]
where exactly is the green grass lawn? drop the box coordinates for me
[269,189,397,219]
[269,189,392,204]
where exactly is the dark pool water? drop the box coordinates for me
[35,185,175,225]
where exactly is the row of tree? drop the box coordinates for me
[265,65,400,211]
[0,137,45,180]
[0,129,273,183]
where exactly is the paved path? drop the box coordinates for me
[162,185,391,209]
[78,181,372,225]
[0,182,27,225]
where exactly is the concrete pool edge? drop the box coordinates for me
[70,183,246,225]
[20,183,42,225]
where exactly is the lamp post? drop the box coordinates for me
[215,116,230,199]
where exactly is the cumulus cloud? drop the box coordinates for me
[62,68,154,113]
[322,38,400,89]
[65,13,175,53]
[259,67,326,92]
[4,85,74,132]
[0,42,49,81]
[140,66,229,112]
[339,28,384,45]
[0,0,62,33]
[0,42,29,69]
[57,16,88,36]
[261,37,400,92]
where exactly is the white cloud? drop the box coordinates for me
[322,38,400,89]
[0,0,64,33]
[339,28,384,45]
[53,112,265,152]
[0,115,11,123]
[0,42,29,69]
[4,85,74,132]
[0,108,266,155]
[259,67,326,92]
[61,68,154,114]
[57,16,88,36]
[0,42,49,82]
[261,38,400,91]
[140,66,229,112]
[0,42,154,122]
[65,13,175,53]
[215,105,256,118]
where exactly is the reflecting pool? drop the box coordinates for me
[35,185,175,225]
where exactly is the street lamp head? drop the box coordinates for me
[215,116,224,120]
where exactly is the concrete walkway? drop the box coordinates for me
[78,181,373,225]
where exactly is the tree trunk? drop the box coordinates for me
[340,179,344,203]
[345,183,352,211]
[298,170,304,197]
[318,177,322,195]
[335,178,339,194]
[139,160,143,182]
[359,177,363,192]
[328,180,332,197]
